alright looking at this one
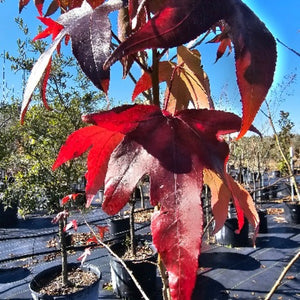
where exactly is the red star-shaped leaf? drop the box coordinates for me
[33,16,64,41]
[52,126,124,206]
[53,104,260,299]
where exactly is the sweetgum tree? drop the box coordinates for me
[16,0,277,299]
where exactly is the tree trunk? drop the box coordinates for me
[59,218,68,286]
[129,198,136,257]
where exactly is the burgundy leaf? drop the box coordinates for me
[58,0,123,93]
[208,32,233,62]
[20,0,44,15]
[225,2,277,137]
[99,105,259,300]
[35,0,44,15]
[52,126,105,170]
[61,194,72,205]
[101,105,258,214]
[96,225,109,239]
[86,236,98,244]
[118,6,134,78]
[104,140,203,300]
[34,16,64,41]
[225,174,259,235]
[151,172,203,300]
[105,0,276,138]
[104,0,229,68]
[61,193,81,205]
[64,219,78,232]
[85,132,123,206]
[54,104,260,299]
[45,0,59,16]
[19,0,30,13]
[52,210,69,224]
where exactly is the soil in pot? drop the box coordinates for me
[124,208,153,224]
[110,241,157,300]
[284,202,300,224]
[30,263,101,300]
[215,218,249,247]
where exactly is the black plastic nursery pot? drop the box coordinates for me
[108,216,130,243]
[0,202,18,227]
[109,242,157,300]
[29,263,101,300]
[284,202,300,224]
[57,233,72,248]
[215,218,249,247]
[258,210,268,233]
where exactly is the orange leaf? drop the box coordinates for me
[177,46,211,102]
[225,174,259,233]
[203,169,231,233]
[203,169,259,237]
[133,46,212,113]
[132,61,173,102]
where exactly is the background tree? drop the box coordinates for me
[260,73,299,201]
[1,19,106,214]
[0,101,19,166]
[277,110,294,174]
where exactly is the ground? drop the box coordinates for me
[0,201,299,300]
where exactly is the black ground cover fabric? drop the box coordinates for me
[0,203,299,300]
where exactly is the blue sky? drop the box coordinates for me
[0,0,299,134]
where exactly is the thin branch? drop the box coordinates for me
[247,175,292,194]
[265,100,299,201]
[202,216,214,237]
[84,218,151,300]
[111,31,150,74]
[276,38,300,57]
[151,49,160,107]
[0,116,12,128]
[158,254,171,300]
[189,30,212,50]
[265,250,300,300]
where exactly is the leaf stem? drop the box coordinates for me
[111,31,150,74]
[158,254,171,300]
[151,49,160,107]
[265,250,300,300]
[59,217,68,286]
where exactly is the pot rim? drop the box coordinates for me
[29,262,101,298]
